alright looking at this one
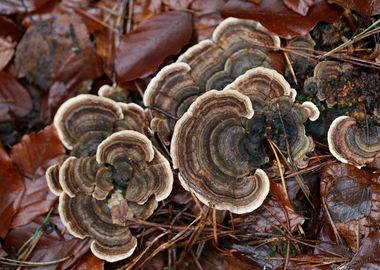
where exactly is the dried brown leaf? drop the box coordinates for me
[0,0,51,15]
[321,163,380,252]
[283,0,315,16]
[115,10,193,83]
[0,15,24,40]
[234,182,305,233]
[14,12,99,91]
[0,144,25,238]
[328,0,380,16]
[0,71,32,123]
[72,251,104,270]
[4,215,91,270]
[0,37,15,71]
[221,0,342,38]
[347,231,380,269]
[9,125,65,227]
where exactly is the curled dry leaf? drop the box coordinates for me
[15,12,99,91]
[115,11,193,83]
[9,125,65,228]
[0,71,32,123]
[0,0,51,15]
[233,182,305,233]
[321,163,380,252]
[283,0,315,16]
[221,0,342,38]
[328,0,380,16]
[0,36,15,71]
[4,215,92,270]
[0,144,25,238]
[347,231,380,269]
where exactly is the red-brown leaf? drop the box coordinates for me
[328,0,380,16]
[9,125,65,227]
[4,215,91,270]
[14,12,100,91]
[115,11,193,83]
[0,0,51,15]
[0,71,32,123]
[283,0,315,16]
[221,0,342,38]
[0,144,25,238]
[347,231,380,269]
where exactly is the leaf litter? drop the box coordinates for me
[0,0,380,269]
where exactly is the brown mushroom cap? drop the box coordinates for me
[59,193,137,262]
[54,94,124,150]
[53,130,173,262]
[328,116,380,167]
[46,163,63,195]
[144,18,281,144]
[171,89,269,214]
[224,67,319,168]
[98,84,129,103]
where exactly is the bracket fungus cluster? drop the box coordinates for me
[47,17,322,262]
[170,67,319,213]
[328,116,380,168]
[46,94,173,262]
[144,18,282,144]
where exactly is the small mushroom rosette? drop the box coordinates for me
[171,67,319,214]
[144,18,283,144]
[46,94,173,262]
[328,116,380,168]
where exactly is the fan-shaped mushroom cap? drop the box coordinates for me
[59,156,98,197]
[225,67,297,102]
[144,18,281,144]
[96,130,173,202]
[54,94,124,150]
[54,130,173,262]
[46,163,63,195]
[59,193,137,262]
[328,116,380,167]
[303,61,353,105]
[171,90,269,214]
[116,103,148,134]
[224,67,319,168]
[98,84,129,102]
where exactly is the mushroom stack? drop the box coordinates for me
[303,60,380,167]
[47,17,321,262]
[144,18,283,144]
[46,94,173,262]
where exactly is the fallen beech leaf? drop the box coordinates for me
[0,242,7,257]
[347,231,380,269]
[186,246,261,270]
[321,163,380,252]
[328,0,380,16]
[221,0,342,38]
[0,0,51,15]
[47,46,102,118]
[10,125,64,179]
[0,16,24,40]
[0,144,25,238]
[0,71,32,123]
[115,10,192,83]
[0,37,15,71]
[315,224,353,258]
[234,182,305,233]
[9,125,65,227]
[72,251,104,270]
[283,0,315,16]
[14,12,98,91]
[4,215,91,270]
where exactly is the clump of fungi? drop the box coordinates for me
[47,18,323,261]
